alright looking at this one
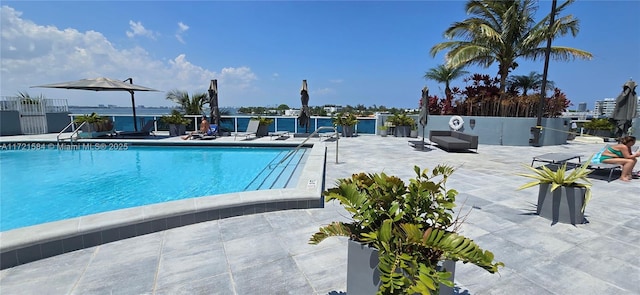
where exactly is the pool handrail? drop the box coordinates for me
[57,121,85,144]
[275,126,339,166]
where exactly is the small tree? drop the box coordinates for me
[165,90,207,115]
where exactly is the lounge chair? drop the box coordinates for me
[192,125,218,140]
[269,130,290,140]
[116,120,156,137]
[234,120,260,140]
[582,161,621,182]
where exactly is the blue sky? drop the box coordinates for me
[1,1,639,110]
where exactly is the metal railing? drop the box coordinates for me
[57,121,85,144]
[273,126,339,168]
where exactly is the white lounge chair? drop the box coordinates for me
[234,120,260,140]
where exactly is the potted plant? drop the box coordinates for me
[388,113,415,137]
[252,116,274,137]
[332,112,358,137]
[379,125,388,137]
[517,159,593,225]
[310,165,504,295]
[73,112,113,134]
[410,123,419,138]
[160,110,190,136]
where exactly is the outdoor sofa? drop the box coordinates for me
[429,130,478,152]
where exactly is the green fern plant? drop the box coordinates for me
[309,165,504,295]
[517,158,593,212]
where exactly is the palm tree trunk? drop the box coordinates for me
[536,0,558,131]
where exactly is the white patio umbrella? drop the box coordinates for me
[32,77,160,131]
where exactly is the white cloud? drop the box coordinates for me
[313,88,334,95]
[0,6,258,107]
[126,20,156,39]
[329,79,343,84]
[175,22,189,44]
[178,22,189,32]
[272,73,279,80]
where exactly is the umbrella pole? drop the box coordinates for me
[422,125,426,150]
[130,91,138,131]
[124,78,138,132]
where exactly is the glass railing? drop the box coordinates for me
[68,114,381,134]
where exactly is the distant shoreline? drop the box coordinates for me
[69,106,170,109]
[68,106,238,115]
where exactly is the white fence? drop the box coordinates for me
[1,97,69,135]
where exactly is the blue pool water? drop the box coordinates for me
[0,146,305,231]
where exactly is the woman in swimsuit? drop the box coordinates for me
[600,136,640,181]
[182,117,210,140]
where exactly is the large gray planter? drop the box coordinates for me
[587,129,613,138]
[80,123,97,133]
[537,183,586,225]
[257,125,269,137]
[341,125,355,137]
[395,126,411,137]
[346,240,455,295]
[169,124,186,136]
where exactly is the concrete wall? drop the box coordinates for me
[0,111,21,136]
[46,112,71,133]
[379,114,570,146]
[632,117,640,136]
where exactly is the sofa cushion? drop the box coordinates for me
[431,136,468,145]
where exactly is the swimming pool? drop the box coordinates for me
[0,146,306,231]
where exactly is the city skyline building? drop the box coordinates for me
[594,97,640,118]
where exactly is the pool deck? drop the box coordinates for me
[1,133,639,294]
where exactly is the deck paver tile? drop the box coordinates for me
[1,135,638,294]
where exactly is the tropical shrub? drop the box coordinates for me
[73,113,113,132]
[583,118,614,131]
[310,166,504,294]
[160,110,191,125]
[251,116,274,126]
[517,158,593,212]
[332,112,358,126]
[387,113,415,126]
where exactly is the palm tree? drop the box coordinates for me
[507,71,555,96]
[430,0,592,97]
[165,89,208,115]
[423,64,469,99]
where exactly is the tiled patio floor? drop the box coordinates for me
[0,134,638,294]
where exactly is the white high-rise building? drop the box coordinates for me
[594,97,640,118]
